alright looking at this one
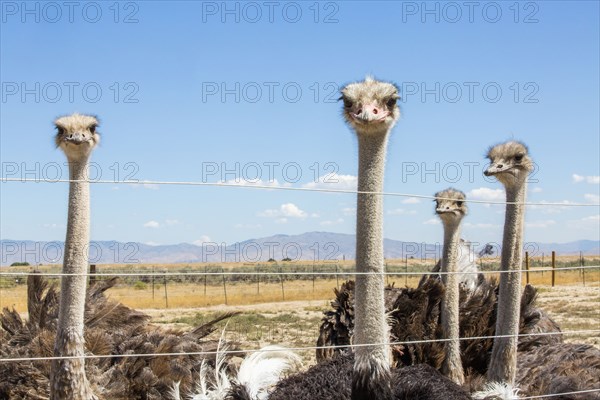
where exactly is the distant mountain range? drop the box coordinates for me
[1,232,598,266]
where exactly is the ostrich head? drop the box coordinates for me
[54,113,100,161]
[340,76,400,136]
[435,188,467,225]
[484,141,533,188]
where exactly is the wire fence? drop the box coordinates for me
[1,178,599,399]
[3,177,600,207]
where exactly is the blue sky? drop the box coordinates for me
[1,1,599,249]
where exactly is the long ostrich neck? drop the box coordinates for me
[352,131,393,400]
[51,158,96,400]
[440,219,465,385]
[488,180,527,384]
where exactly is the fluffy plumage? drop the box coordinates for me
[267,353,471,400]
[0,274,237,399]
[317,277,562,379]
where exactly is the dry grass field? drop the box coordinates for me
[1,256,598,368]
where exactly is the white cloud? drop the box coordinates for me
[526,219,557,228]
[567,214,600,229]
[573,174,600,184]
[258,203,308,219]
[42,223,64,229]
[584,193,600,204]
[275,218,288,224]
[220,178,291,188]
[165,219,180,226]
[193,235,212,246]
[388,208,417,215]
[401,197,421,204]
[530,200,575,214]
[145,241,161,246]
[464,222,500,229]
[531,187,543,193]
[320,218,344,226]
[143,220,160,228]
[342,207,356,216]
[130,183,159,190]
[423,218,440,225]
[302,173,358,191]
[468,187,504,202]
[234,223,263,229]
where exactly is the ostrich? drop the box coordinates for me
[50,113,100,400]
[344,76,399,399]
[434,188,468,385]
[484,141,532,386]
[263,77,470,400]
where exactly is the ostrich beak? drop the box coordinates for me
[484,162,510,176]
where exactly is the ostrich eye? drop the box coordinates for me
[386,97,397,107]
[456,201,463,207]
[89,125,96,134]
[343,97,353,108]
[514,154,524,162]
[56,126,65,136]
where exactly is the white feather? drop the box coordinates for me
[472,382,521,400]
[237,345,302,400]
[172,324,301,400]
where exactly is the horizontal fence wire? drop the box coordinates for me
[3,178,600,207]
[0,329,598,363]
[0,265,598,277]
[519,389,600,399]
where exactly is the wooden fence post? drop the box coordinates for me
[582,255,586,287]
[280,266,285,301]
[525,252,529,285]
[222,268,228,305]
[204,265,207,296]
[89,264,96,286]
[256,265,260,295]
[163,273,168,308]
[405,256,408,286]
[551,251,556,287]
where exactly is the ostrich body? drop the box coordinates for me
[435,188,467,385]
[51,113,99,400]
[484,141,533,385]
[342,77,399,399]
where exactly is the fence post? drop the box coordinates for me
[163,273,168,308]
[385,260,389,286]
[256,265,260,295]
[525,252,529,285]
[335,263,339,289]
[152,266,155,300]
[222,268,228,305]
[405,256,408,286]
[204,265,207,296]
[551,251,556,287]
[582,255,586,287]
[312,263,315,293]
[541,253,545,277]
[89,264,97,286]
[279,266,285,301]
